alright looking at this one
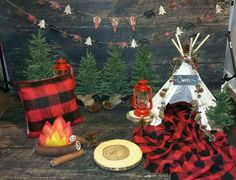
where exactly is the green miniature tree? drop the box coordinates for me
[24,30,53,80]
[100,47,129,108]
[76,50,100,96]
[131,44,159,93]
[76,50,101,112]
[206,89,234,130]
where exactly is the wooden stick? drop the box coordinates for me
[50,149,85,167]
[189,38,193,57]
[175,34,184,55]
[34,141,82,157]
[193,34,210,53]
[192,33,200,48]
[171,39,184,56]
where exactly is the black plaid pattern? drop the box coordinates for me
[133,102,236,179]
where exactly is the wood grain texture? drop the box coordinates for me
[0,97,171,179]
[0,0,230,90]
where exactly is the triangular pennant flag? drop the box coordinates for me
[28,15,36,23]
[64,4,72,15]
[126,16,137,31]
[176,26,183,36]
[85,37,92,46]
[93,16,102,30]
[131,39,138,48]
[72,34,81,42]
[38,19,45,28]
[49,1,61,10]
[111,17,120,32]
[159,5,166,15]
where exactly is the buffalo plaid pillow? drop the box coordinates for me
[17,72,82,138]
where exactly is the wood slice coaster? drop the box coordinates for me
[126,110,153,125]
[94,139,142,171]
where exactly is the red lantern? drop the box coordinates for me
[53,58,73,75]
[132,80,153,117]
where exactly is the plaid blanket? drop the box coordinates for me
[17,72,82,138]
[133,102,236,180]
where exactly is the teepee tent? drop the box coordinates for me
[150,34,216,130]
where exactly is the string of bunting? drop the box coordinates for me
[36,0,169,32]
[6,0,226,48]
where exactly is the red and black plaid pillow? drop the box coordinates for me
[17,72,82,138]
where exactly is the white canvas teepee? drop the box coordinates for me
[150,34,216,130]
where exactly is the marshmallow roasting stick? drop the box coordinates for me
[189,38,193,57]
[175,34,184,55]
[194,34,210,53]
[192,32,200,48]
[171,39,184,57]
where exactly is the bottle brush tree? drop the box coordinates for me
[76,50,101,112]
[24,30,53,80]
[131,44,159,93]
[206,89,234,130]
[100,46,129,108]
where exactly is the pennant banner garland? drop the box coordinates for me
[5,0,228,48]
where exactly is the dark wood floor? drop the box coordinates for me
[0,91,171,180]
[0,91,235,179]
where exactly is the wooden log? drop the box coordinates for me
[34,141,81,157]
[50,149,85,167]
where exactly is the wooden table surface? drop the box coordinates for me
[0,97,170,179]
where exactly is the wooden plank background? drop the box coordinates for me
[0,0,230,90]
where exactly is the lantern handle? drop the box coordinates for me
[53,61,73,76]
[67,63,73,76]
[132,86,138,109]
[148,85,153,110]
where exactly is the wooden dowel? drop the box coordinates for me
[189,38,193,57]
[171,39,184,56]
[175,34,184,56]
[192,33,200,48]
[193,34,210,53]
[50,149,85,167]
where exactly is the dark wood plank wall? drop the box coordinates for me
[0,0,230,90]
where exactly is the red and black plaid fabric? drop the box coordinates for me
[17,72,82,138]
[133,102,236,180]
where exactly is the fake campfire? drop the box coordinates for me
[34,116,96,167]
[39,116,73,146]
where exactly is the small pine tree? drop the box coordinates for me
[206,90,234,129]
[100,46,129,97]
[131,44,159,93]
[76,50,101,96]
[25,30,53,80]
